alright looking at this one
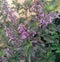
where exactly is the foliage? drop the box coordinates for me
[0,0,60,62]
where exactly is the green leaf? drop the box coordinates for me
[0,49,5,57]
[45,0,57,12]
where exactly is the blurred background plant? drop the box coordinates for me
[0,0,60,62]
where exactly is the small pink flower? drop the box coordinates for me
[18,24,30,39]
[21,34,27,40]
[18,24,25,34]
[21,32,29,39]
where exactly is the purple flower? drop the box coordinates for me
[18,24,26,34]
[21,32,29,40]
[18,24,30,39]
[39,19,47,27]
[5,26,15,40]
[30,1,57,27]
[4,48,13,57]
[2,0,18,25]
[8,15,18,25]
[39,12,57,27]
[2,0,9,14]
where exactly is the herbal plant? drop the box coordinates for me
[0,0,60,62]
